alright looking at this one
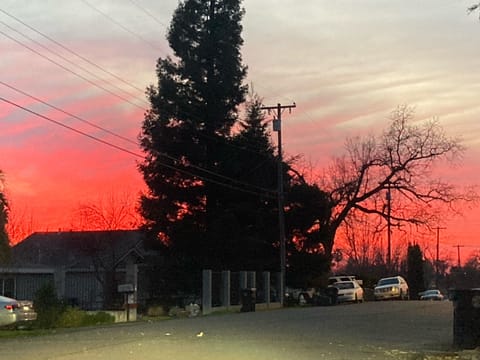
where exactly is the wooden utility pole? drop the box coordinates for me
[453,244,465,268]
[435,227,446,287]
[386,184,391,270]
[260,102,296,306]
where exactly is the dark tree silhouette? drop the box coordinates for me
[306,105,475,264]
[0,171,10,265]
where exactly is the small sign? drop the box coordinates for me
[273,119,280,132]
[118,283,135,293]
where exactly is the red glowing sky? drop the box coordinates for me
[2,0,480,263]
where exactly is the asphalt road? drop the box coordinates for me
[0,301,456,360]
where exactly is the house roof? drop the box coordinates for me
[11,230,147,269]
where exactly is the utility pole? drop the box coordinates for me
[386,184,391,270]
[453,244,465,268]
[435,227,446,288]
[260,102,296,306]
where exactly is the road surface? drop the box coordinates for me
[0,301,458,360]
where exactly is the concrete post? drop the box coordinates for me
[221,271,231,308]
[202,270,212,315]
[276,272,283,306]
[239,271,247,290]
[247,271,256,289]
[263,271,271,305]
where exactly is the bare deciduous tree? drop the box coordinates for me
[5,204,36,244]
[341,211,384,268]
[71,190,142,231]
[313,105,476,263]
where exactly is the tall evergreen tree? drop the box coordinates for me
[0,171,11,265]
[407,244,425,300]
[139,0,247,273]
[212,96,279,270]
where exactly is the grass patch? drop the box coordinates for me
[55,308,115,328]
[0,328,54,338]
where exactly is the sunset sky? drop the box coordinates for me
[1,0,480,263]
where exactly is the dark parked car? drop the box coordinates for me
[419,289,444,301]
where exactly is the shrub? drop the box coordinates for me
[33,283,65,329]
[33,283,114,328]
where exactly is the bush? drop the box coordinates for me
[56,308,114,328]
[33,283,65,329]
[33,283,114,329]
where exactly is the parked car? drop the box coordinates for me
[328,275,363,286]
[0,295,37,327]
[374,276,409,300]
[331,280,364,303]
[419,289,444,301]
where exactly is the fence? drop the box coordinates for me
[201,270,283,315]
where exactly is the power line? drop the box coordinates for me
[0,5,292,162]
[0,27,146,111]
[0,80,137,147]
[0,4,290,195]
[127,0,168,28]
[0,96,276,199]
[0,19,148,109]
[0,8,147,95]
[80,0,166,53]
[0,21,284,186]
[1,3,309,162]
[0,19,280,161]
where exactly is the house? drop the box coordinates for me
[0,230,159,310]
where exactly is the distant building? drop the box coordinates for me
[0,230,161,310]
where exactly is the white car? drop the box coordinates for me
[374,276,409,300]
[331,281,364,303]
[0,295,37,327]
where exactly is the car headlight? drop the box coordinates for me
[391,287,399,293]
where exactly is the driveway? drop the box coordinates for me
[1,301,458,360]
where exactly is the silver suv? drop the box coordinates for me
[374,276,409,300]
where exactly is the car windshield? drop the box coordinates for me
[335,282,354,289]
[425,290,439,295]
[378,278,399,286]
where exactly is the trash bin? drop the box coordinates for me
[450,288,480,349]
[241,288,256,312]
[325,286,338,305]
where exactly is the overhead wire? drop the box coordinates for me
[0,19,148,109]
[0,80,138,147]
[75,0,294,159]
[80,0,166,53]
[127,0,168,27]
[0,4,279,160]
[0,3,284,195]
[0,27,146,111]
[0,8,147,95]
[0,93,277,199]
